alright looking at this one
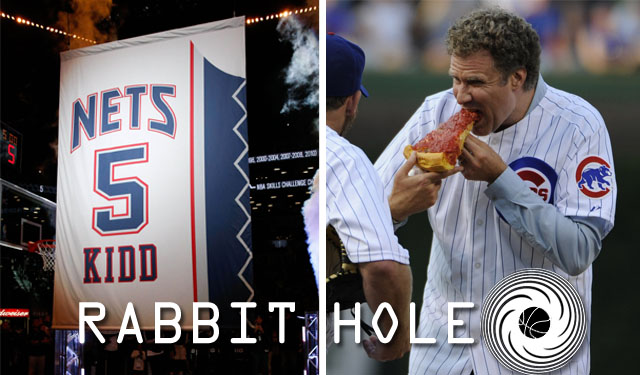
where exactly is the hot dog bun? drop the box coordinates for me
[403,145,457,172]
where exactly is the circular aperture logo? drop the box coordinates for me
[575,156,612,199]
[481,269,586,374]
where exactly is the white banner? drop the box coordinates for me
[53,17,252,330]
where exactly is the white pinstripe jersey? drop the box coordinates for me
[327,125,410,265]
[374,78,616,375]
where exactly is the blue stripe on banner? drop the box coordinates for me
[203,55,253,325]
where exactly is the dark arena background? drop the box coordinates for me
[1,1,318,374]
[327,1,640,374]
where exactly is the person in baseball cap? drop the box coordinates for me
[327,32,369,99]
[326,33,369,135]
[326,32,416,362]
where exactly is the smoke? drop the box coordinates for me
[57,0,115,49]
[302,171,320,290]
[277,16,319,114]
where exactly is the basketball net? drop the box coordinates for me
[35,240,56,271]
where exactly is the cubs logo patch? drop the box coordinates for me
[575,156,612,199]
[509,157,557,204]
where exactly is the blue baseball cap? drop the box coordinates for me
[326,33,369,98]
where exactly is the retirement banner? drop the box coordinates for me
[53,16,253,329]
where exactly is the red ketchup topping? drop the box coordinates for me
[412,109,480,164]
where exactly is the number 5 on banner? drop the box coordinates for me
[92,143,149,236]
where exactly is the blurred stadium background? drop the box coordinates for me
[327,0,640,374]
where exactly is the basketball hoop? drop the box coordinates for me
[35,240,56,271]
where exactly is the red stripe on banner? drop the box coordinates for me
[190,41,198,302]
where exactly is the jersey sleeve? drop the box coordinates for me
[486,167,605,275]
[326,137,409,265]
[555,115,617,236]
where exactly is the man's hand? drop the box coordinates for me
[359,261,412,362]
[389,152,461,222]
[363,335,410,362]
[459,135,508,183]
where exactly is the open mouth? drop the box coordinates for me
[468,109,483,129]
[468,109,483,119]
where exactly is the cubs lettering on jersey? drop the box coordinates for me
[510,157,557,204]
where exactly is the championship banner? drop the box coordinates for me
[53,17,252,329]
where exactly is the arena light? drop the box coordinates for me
[246,6,317,25]
[2,6,319,39]
[0,10,97,44]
